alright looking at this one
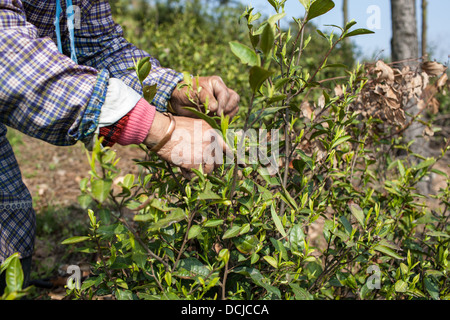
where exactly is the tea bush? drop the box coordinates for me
[62,0,449,300]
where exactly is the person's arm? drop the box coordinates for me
[70,1,239,120]
[71,0,183,113]
[0,1,109,146]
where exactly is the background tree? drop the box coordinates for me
[421,0,428,59]
[342,0,349,45]
[391,0,433,194]
[391,0,419,66]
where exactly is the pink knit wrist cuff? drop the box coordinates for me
[116,98,156,146]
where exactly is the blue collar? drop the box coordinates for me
[54,0,78,63]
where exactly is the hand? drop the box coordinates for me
[169,76,240,119]
[144,112,231,179]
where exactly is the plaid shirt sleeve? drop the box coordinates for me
[0,0,111,146]
[72,0,184,112]
[1,0,183,148]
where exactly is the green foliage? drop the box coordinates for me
[63,0,449,300]
[0,253,28,300]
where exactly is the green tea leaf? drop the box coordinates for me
[121,174,135,189]
[290,283,313,300]
[267,12,286,25]
[218,249,230,264]
[147,208,186,231]
[61,236,90,245]
[249,66,273,93]
[298,0,311,10]
[198,188,222,200]
[413,158,436,171]
[307,0,335,21]
[331,135,351,150]
[426,231,450,238]
[345,28,375,38]
[77,194,92,210]
[177,258,210,278]
[395,280,408,292]
[182,107,221,131]
[137,56,151,83]
[91,179,113,203]
[4,255,24,294]
[203,219,224,227]
[348,201,365,228]
[143,84,157,103]
[424,276,440,300]
[344,20,358,31]
[271,203,287,237]
[223,225,241,239]
[289,224,305,250]
[374,245,404,260]
[229,41,260,66]
[263,255,278,268]
[232,266,281,298]
[260,23,275,57]
[188,225,202,240]
[323,63,348,69]
[234,235,259,255]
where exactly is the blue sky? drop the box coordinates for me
[241,0,450,64]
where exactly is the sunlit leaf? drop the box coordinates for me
[61,236,90,245]
[92,179,113,203]
[348,201,365,228]
[307,0,335,21]
[271,203,287,237]
[229,41,260,66]
[345,28,375,38]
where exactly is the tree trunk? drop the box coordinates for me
[391,0,419,66]
[343,0,349,44]
[391,0,431,194]
[421,0,428,59]
[343,0,348,26]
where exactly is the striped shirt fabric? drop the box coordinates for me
[0,0,183,261]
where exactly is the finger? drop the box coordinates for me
[223,89,240,117]
[211,77,231,116]
[199,88,219,113]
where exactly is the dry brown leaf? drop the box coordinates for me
[436,73,448,90]
[417,99,426,111]
[334,85,343,97]
[423,126,434,137]
[421,61,447,77]
[317,95,325,109]
[384,88,401,110]
[393,109,406,124]
[421,71,430,89]
[410,74,424,98]
[429,98,440,114]
[300,101,314,120]
[374,60,395,83]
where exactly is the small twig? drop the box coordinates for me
[172,205,198,272]
[118,216,170,271]
[221,257,230,300]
